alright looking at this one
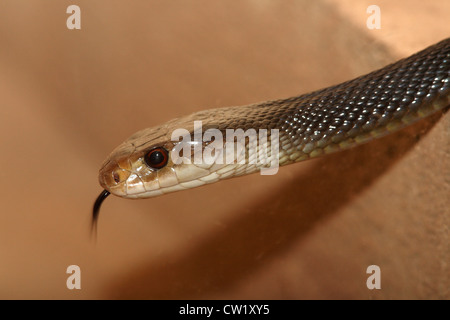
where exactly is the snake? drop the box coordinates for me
[93,38,450,230]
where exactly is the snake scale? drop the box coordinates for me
[93,38,450,228]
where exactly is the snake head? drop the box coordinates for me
[97,119,232,199]
[98,139,178,199]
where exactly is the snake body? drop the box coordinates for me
[94,38,450,220]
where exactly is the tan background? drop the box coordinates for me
[0,0,448,299]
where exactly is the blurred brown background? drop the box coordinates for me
[0,0,448,299]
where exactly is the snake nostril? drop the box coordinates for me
[113,171,121,184]
[107,167,131,186]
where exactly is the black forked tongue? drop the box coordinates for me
[91,190,111,238]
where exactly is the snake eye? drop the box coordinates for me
[144,147,169,169]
